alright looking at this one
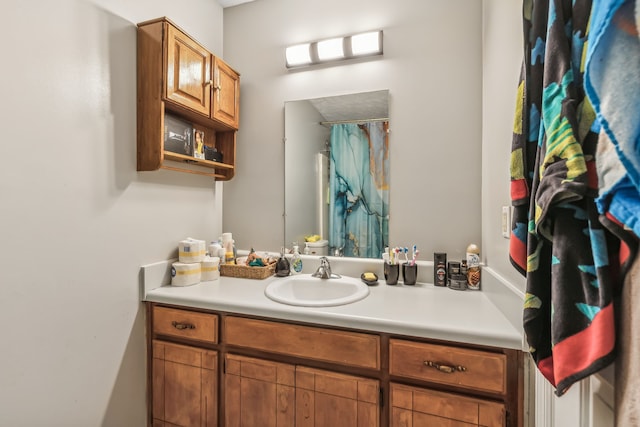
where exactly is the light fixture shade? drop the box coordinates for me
[286,30,383,69]
[317,37,345,61]
[285,43,312,67]
[351,31,382,56]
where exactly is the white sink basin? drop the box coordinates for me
[265,274,370,307]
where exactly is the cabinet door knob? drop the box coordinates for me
[424,360,466,373]
[204,80,214,87]
[172,321,196,330]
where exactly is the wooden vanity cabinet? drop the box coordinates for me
[137,17,239,180]
[146,303,523,427]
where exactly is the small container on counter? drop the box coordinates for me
[434,252,447,286]
[290,243,303,275]
[275,247,291,277]
[466,244,481,290]
[402,263,418,286]
[448,273,468,291]
[384,262,400,285]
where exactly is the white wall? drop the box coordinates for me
[481,0,527,291]
[284,100,330,246]
[0,1,224,425]
[222,0,483,262]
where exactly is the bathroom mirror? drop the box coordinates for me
[284,90,389,258]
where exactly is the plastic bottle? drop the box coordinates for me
[466,244,481,290]
[221,232,235,265]
[275,247,290,277]
[290,243,303,274]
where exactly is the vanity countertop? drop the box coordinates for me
[142,260,523,350]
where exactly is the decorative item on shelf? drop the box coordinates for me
[204,145,223,162]
[193,129,205,159]
[164,114,193,156]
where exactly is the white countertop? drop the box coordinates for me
[142,259,523,350]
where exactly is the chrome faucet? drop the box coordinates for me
[312,257,341,279]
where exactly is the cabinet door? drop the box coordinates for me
[165,24,212,116]
[152,340,218,427]
[390,383,505,427]
[296,366,380,427]
[212,57,240,129]
[224,354,295,427]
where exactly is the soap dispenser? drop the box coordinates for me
[275,247,291,277]
[290,243,303,275]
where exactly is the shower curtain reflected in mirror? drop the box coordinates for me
[329,121,389,258]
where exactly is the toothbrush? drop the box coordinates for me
[404,247,409,263]
[412,249,420,266]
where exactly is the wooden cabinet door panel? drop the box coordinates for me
[212,58,239,129]
[224,354,295,427]
[390,383,505,427]
[165,24,211,116]
[296,365,380,427]
[152,340,217,427]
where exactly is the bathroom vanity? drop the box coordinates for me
[142,260,526,426]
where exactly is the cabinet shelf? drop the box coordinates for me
[137,17,240,181]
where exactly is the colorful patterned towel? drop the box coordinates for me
[584,0,640,421]
[584,0,640,257]
[510,0,620,395]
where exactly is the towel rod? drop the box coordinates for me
[319,117,389,126]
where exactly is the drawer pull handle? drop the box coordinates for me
[424,360,466,373]
[172,321,196,330]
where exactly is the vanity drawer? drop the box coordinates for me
[224,316,380,370]
[389,339,507,395]
[153,306,218,344]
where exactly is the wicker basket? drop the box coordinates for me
[220,261,276,280]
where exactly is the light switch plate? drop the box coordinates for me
[501,206,510,239]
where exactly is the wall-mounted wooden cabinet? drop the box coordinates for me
[137,17,240,180]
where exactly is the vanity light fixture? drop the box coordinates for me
[317,37,345,61]
[285,43,313,67]
[285,30,383,69]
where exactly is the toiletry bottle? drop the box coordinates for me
[275,247,291,277]
[434,252,447,286]
[290,243,303,274]
[221,232,235,265]
[466,243,481,290]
